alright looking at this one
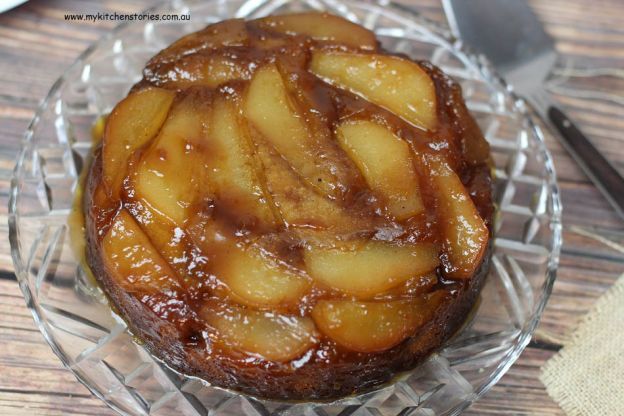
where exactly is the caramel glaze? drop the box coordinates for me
[85,16,493,400]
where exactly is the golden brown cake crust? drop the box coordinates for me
[85,13,494,400]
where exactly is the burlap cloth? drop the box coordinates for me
[540,273,624,415]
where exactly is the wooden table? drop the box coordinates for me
[1,0,622,414]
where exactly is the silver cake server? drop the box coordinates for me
[443,0,624,220]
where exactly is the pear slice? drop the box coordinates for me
[215,245,310,310]
[253,139,364,235]
[102,87,175,198]
[244,64,340,198]
[185,210,309,310]
[311,292,446,353]
[424,154,489,279]
[101,210,182,293]
[256,13,377,50]
[202,302,318,362]
[150,53,253,89]
[376,272,438,299]
[310,51,437,130]
[207,95,277,230]
[304,240,439,299]
[131,91,209,225]
[336,120,424,220]
[125,198,210,287]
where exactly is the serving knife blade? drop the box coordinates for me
[443,0,624,221]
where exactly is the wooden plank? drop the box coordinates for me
[467,348,563,415]
[0,392,110,416]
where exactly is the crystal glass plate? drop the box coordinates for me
[9,0,562,414]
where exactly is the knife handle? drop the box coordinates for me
[548,106,624,220]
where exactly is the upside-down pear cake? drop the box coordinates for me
[85,12,494,400]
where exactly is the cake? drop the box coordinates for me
[85,12,493,400]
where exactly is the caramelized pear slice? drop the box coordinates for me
[425,154,489,279]
[185,212,307,310]
[311,293,445,353]
[256,13,377,50]
[203,303,318,362]
[304,240,439,299]
[132,91,208,225]
[244,64,340,197]
[150,53,253,89]
[376,272,438,300]
[125,200,208,285]
[101,210,181,293]
[216,247,310,310]
[102,87,175,198]
[253,140,363,235]
[336,120,424,220]
[208,96,277,230]
[310,52,437,130]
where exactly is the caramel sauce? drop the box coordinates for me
[84,13,493,400]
